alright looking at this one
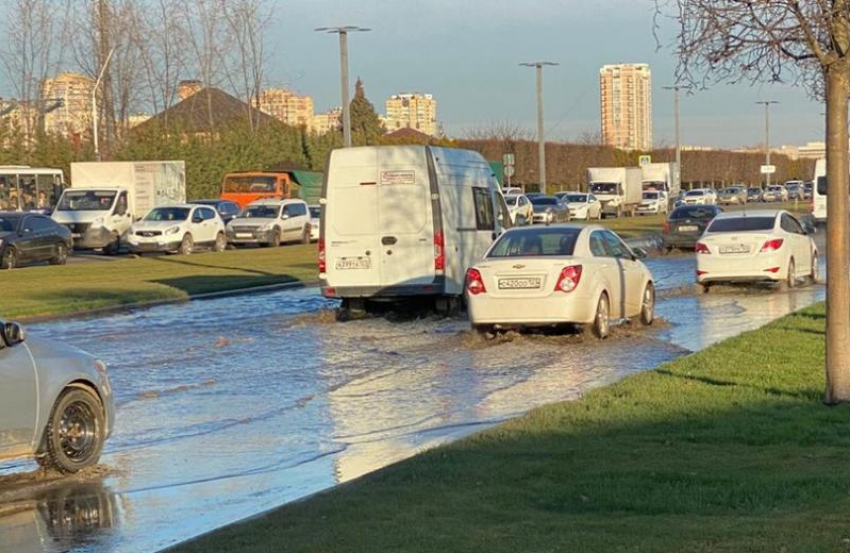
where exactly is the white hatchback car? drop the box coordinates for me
[696,210,818,291]
[466,224,655,338]
[636,191,668,215]
[128,204,226,255]
[504,193,534,225]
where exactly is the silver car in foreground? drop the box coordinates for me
[0,321,114,473]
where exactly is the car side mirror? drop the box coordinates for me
[632,247,648,260]
[192,216,203,223]
[282,214,290,220]
[2,322,26,347]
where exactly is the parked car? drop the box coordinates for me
[696,210,817,291]
[747,187,764,203]
[0,320,114,473]
[127,204,226,255]
[0,212,72,269]
[784,181,803,200]
[524,192,545,200]
[308,204,321,241]
[718,186,748,205]
[662,205,723,251]
[803,182,814,200]
[226,199,311,247]
[504,193,534,225]
[683,189,714,205]
[189,199,241,225]
[501,187,523,196]
[465,224,655,338]
[559,193,602,220]
[530,196,570,224]
[636,191,668,215]
[762,185,787,202]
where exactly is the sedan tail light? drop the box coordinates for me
[760,239,784,252]
[466,268,486,295]
[318,238,326,272]
[554,265,583,293]
[695,242,710,254]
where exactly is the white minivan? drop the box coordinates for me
[320,145,510,316]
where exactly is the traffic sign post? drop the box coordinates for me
[760,165,776,174]
[639,155,652,166]
[503,153,515,188]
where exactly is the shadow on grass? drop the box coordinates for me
[148,255,279,277]
[655,368,822,402]
[152,274,302,296]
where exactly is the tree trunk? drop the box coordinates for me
[824,68,850,403]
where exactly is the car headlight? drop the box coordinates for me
[91,216,105,228]
[165,226,180,235]
[258,222,273,232]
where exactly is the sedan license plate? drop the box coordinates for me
[336,257,371,270]
[719,244,751,254]
[498,277,542,290]
[678,225,698,232]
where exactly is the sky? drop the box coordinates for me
[270,0,825,149]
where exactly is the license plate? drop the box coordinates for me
[678,225,698,232]
[71,233,81,238]
[498,277,542,290]
[336,257,371,270]
[719,244,751,254]
[236,233,253,238]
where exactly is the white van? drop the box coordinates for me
[320,145,510,316]
[813,158,827,224]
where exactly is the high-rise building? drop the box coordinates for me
[599,63,652,151]
[385,93,437,136]
[312,107,342,135]
[42,72,95,137]
[257,88,315,131]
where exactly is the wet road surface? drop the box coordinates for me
[0,248,827,553]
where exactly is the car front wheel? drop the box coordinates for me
[179,234,194,255]
[43,388,105,474]
[214,232,226,252]
[639,283,655,325]
[1,247,17,269]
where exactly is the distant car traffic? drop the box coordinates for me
[189,199,241,225]
[803,182,814,200]
[718,186,748,205]
[662,205,723,251]
[308,205,321,241]
[466,224,655,338]
[747,187,764,203]
[0,212,72,269]
[762,185,787,202]
[530,196,570,224]
[560,193,602,220]
[636,191,667,215]
[505,193,534,225]
[0,320,114,473]
[128,204,226,255]
[226,199,311,247]
[696,210,817,291]
[683,189,714,205]
[784,181,803,200]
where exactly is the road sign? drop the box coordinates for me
[639,155,651,166]
[504,165,515,178]
[760,165,776,174]
[503,153,515,166]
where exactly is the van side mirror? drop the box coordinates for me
[2,322,26,347]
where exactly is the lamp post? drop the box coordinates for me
[92,47,115,162]
[663,85,690,187]
[520,61,558,195]
[756,100,779,187]
[315,26,371,148]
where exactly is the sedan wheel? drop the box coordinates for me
[782,258,796,290]
[1,247,17,269]
[591,293,610,339]
[639,283,655,325]
[810,254,819,285]
[44,388,105,474]
[50,242,68,265]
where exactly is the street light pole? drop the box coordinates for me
[756,100,779,187]
[663,85,690,188]
[521,61,558,195]
[92,47,115,162]
[315,26,371,148]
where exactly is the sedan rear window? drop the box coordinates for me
[488,228,581,258]
[685,190,705,196]
[670,206,718,220]
[707,217,775,233]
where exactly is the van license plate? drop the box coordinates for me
[719,244,751,254]
[678,225,698,232]
[498,277,542,290]
[336,257,371,270]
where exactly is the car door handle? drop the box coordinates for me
[382,236,397,245]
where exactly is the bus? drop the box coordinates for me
[220,169,324,209]
[0,166,67,213]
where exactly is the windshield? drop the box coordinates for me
[488,227,581,258]
[685,190,704,197]
[223,176,278,194]
[642,192,659,200]
[309,207,321,218]
[708,216,775,233]
[243,205,280,218]
[723,188,739,194]
[0,216,20,232]
[56,190,116,212]
[767,186,782,192]
[505,196,518,206]
[590,183,617,194]
[670,206,718,220]
[145,207,190,221]
[530,197,557,206]
[748,188,761,193]
[566,194,587,203]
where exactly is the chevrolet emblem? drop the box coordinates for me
[512,264,526,269]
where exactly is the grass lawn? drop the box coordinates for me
[2,245,318,320]
[173,302,850,553]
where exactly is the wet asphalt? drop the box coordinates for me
[0,235,827,553]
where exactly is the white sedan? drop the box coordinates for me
[696,210,818,291]
[558,192,602,220]
[466,224,655,338]
[683,189,713,205]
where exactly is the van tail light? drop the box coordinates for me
[695,242,710,254]
[760,239,784,252]
[555,265,583,293]
[318,239,326,273]
[434,231,445,273]
[662,221,670,233]
[466,268,486,295]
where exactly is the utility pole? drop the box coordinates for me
[97,0,115,155]
[756,101,779,187]
[315,26,371,148]
[520,62,557,195]
[92,48,115,162]
[663,85,690,188]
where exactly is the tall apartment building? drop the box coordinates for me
[599,64,652,151]
[312,107,342,135]
[258,88,315,131]
[42,72,95,137]
[385,93,437,136]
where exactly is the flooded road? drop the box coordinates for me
[0,250,826,553]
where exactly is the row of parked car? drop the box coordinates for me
[677,181,812,207]
[502,189,668,226]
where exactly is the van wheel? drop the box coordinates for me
[337,299,367,321]
[50,243,69,265]
[179,234,194,255]
[435,297,460,316]
[588,293,610,339]
[43,388,105,474]
[103,233,120,256]
[1,247,17,269]
[472,324,495,335]
[639,283,655,326]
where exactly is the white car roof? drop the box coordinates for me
[249,198,305,206]
[713,209,782,220]
[153,204,198,210]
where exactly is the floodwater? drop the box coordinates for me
[0,248,827,553]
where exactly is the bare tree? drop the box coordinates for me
[655,0,850,402]
[463,120,533,142]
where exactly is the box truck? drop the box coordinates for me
[641,162,680,202]
[52,161,186,254]
[587,167,643,218]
